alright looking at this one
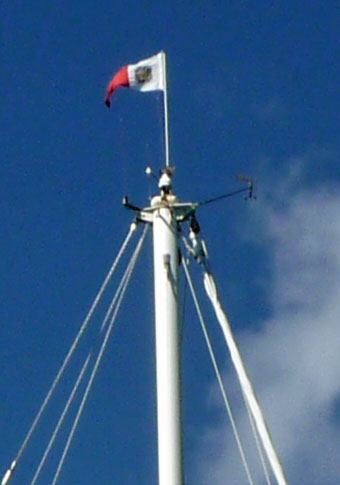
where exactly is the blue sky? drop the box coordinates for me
[1,1,340,483]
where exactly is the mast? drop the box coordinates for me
[153,50,183,484]
[140,170,196,485]
[152,172,183,485]
[153,203,182,484]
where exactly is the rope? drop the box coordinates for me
[182,258,255,485]
[51,225,148,485]
[1,222,137,485]
[203,271,287,485]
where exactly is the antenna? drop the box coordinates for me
[236,174,255,199]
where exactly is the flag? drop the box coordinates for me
[105,52,166,107]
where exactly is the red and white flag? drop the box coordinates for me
[105,52,166,107]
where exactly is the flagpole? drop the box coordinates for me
[162,51,170,168]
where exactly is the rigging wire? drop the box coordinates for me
[1,221,137,485]
[244,395,272,485]
[51,224,148,485]
[182,258,255,485]
[30,355,91,485]
[30,224,146,485]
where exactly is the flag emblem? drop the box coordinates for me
[135,66,152,84]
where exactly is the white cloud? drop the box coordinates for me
[194,179,340,484]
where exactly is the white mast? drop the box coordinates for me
[152,50,183,484]
[141,170,196,485]
[153,198,183,485]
